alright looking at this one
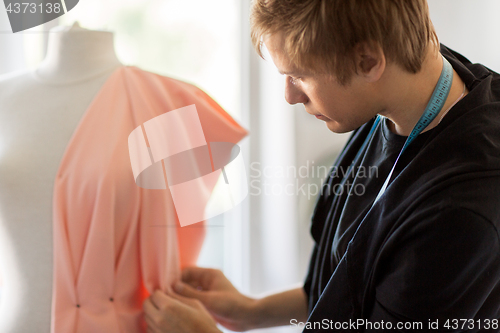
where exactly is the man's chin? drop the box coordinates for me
[325,120,356,134]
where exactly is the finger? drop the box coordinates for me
[150,290,170,309]
[147,324,160,333]
[150,289,196,313]
[173,281,209,301]
[143,298,159,316]
[144,313,161,333]
[166,287,203,308]
[181,266,216,289]
[143,300,163,333]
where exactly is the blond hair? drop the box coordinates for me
[251,0,439,85]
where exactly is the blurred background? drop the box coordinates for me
[0,0,499,332]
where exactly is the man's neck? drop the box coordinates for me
[379,46,467,136]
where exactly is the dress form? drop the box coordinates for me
[0,23,122,332]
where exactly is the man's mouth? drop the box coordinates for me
[314,114,329,120]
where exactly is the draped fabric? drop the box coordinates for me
[51,67,248,332]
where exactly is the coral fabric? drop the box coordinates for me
[50,67,248,333]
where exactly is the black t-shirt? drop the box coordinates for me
[303,45,500,332]
[305,117,434,310]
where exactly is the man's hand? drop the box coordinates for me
[143,289,222,333]
[143,267,308,332]
[173,267,259,331]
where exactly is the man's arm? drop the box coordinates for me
[173,267,308,331]
[249,287,309,329]
[143,266,308,332]
[369,206,500,331]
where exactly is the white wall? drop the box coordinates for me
[428,0,500,72]
[0,7,25,74]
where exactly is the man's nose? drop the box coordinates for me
[285,76,308,105]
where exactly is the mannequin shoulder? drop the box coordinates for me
[0,68,33,83]
[0,69,43,100]
[0,69,36,89]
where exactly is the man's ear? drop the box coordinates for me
[355,42,386,83]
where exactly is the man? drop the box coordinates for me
[143,0,500,332]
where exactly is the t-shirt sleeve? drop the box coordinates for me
[303,243,319,312]
[370,206,500,330]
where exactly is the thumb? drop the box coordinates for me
[173,281,207,301]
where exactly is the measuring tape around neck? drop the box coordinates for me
[333,56,453,204]
[371,55,454,203]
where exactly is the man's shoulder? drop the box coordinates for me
[441,44,500,106]
[441,44,500,82]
